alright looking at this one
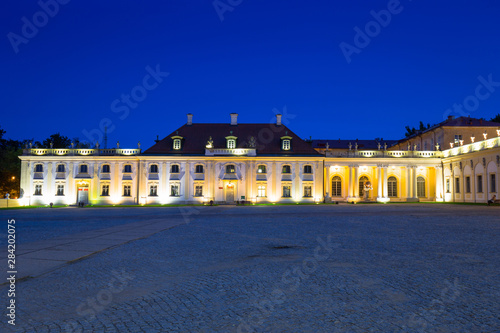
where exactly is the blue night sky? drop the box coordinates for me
[2,0,500,148]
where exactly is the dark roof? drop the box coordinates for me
[400,116,500,143]
[311,139,398,150]
[143,123,322,156]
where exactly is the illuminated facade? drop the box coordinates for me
[18,114,500,206]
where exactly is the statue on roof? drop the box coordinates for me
[206,136,214,149]
[248,136,256,148]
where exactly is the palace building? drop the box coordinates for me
[17,114,500,206]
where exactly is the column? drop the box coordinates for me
[347,165,353,198]
[162,161,168,199]
[91,162,98,204]
[114,162,120,200]
[435,165,443,201]
[382,165,388,199]
[412,166,418,199]
[46,162,53,200]
[325,164,330,199]
[377,165,382,198]
[275,162,280,201]
[406,166,412,199]
[353,165,359,197]
[183,162,190,202]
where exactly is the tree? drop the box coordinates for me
[490,113,500,123]
[404,121,431,137]
[0,126,22,198]
[42,133,72,148]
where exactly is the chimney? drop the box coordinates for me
[230,113,238,125]
[276,114,282,126]
[187,113,193,125]
[447,115,455,121]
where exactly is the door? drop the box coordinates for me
[225,185,234,203]
[77,186,89,204]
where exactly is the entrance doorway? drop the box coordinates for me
[225,184,235,203]
[77,184,89,204]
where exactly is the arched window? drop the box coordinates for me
[123,165,132,173]
[150,165,159,173]
[171,164,180,173]
[332,176,342,197]
[303,165,312,174]
[282,165,291,174]
[102,164,110,173]
[80,164,88,173]
[417,176,426,197]
[388,176,397,197]
[282,139,291,150]
[35,164,44,172]
[227,139,236,149]
[195,165,204,173]
[257,165,266,173]
[226,164,235,173]
[359,176,369,196]
[56,164,65,172]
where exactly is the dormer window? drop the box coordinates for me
[281,136,292,151]
[171,135,183,150]
[225,135,237,149]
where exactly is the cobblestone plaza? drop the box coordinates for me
[1,204,499,332]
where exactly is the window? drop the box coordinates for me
[102,164,110,173]
[171,164,180,173]
[303,165,312,174]
[170,184,180,196]
[34,184,42,195]
[226,165,235,173]
[56,184,64,196]
[56,164,65,172]
[173,139,181,150]
[303,186,312,197]
[123,165,132,173]
[257,165,267,173]
[101,184,109,196]
[80,165,88,173]
[150,185,158,196]
[332,176,342,196]
[123,185,131,196]
[388,176,397,197]
[282,165,291,174]
[227,139,236,149]
[282,139,291,150]
[359,176,369,196]
[446,179,450,193]
[465,176,471,193]
[194,185,203,197]
[417,176,426,197]
[257,185,266,197]
[477,175,483,193]
[195,165,204,173]
[454,135,462,144]
[455,178,460,193]
[282,185,291,197]
[491,174,496,193]
[35,164,43,172]
[150,165,158,173]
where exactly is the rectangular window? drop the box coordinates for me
[34,184,42,195]
[282,185,291,198]
[257,165,267,173]
[194,185,203,197]
[455,178,460,194]
[491,174,496,193]
[257,185,266,197]
[170,184,180,196]
[195,165,204,173]
[446,179,450,193]
[171,164,180,173]
[57,164,65,172]
[303,186,312,197]
[454,134,462,143]
[80,165,88,173]
[56,184,64,196]
[477,175,483,193]
[35,164,44,172]
[124,165,132,173]
[282,165,291,174]
[102,165,110,173]
[150,185,158,196]
[303,165,312,174]
[465,176,471,193]
[101,184,109,196]
[123,185,131,196]
[282,139,290,150]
